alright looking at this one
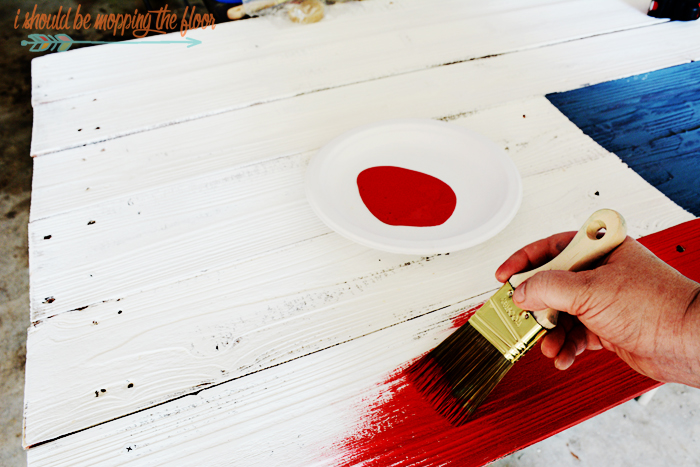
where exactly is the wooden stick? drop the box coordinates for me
[228,0,291,20]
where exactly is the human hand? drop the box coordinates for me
[495,233,700,388]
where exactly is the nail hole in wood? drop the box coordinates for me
[677,245,686,253]
[95,127,100,130]
[78,128,82,131]
[95,391,99,397]
[87,220,95,225]
[118,310,122,314]
[44,235,52,240]
[594,191,599,196]
[128,383,134,388]
[93,320,98,325]
[100,389,106,393]
[522,115,526,118]
[45,297,55,303]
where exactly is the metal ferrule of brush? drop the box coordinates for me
[468,282,547,363]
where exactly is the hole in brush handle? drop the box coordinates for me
[586,219,608,240]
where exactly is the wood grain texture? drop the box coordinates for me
[26,219,700,466]
[23,98,694,446]
[28,0,665,156]
[29,20,700,222]
[27,96,625,318]
[336,220,700,467]
[29,0,565,103]
[547,61,700,216]
[25,0,700,461]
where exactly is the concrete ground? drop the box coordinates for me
[0,1,698,466]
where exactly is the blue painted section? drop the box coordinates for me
[547,62,700,216]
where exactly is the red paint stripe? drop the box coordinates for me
[336,219,700,467]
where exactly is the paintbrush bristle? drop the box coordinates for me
[409,323,514,425]
[410,283,546,425]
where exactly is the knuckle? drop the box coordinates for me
[571,270,596,314]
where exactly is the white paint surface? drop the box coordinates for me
[29,0,664,156]
[24,98,694,446]
[24,0,699,464]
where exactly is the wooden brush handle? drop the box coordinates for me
[227,0,289,20]
[509,209,627,329]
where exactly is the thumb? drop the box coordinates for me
[512,270,592,316]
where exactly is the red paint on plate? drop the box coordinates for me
[333,219,700,467]
[357,166,457,227]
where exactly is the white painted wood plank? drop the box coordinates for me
[27,0,582,104]
[25,294,487,466]
[26,96,634,320]
[24,98,694,446]
[29,19,700,223]
[29,0,665,156]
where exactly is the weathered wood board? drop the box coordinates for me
[548,61,700,216]
[26,220,700,466]
[24,0,700,464]
[29,0,666,155]
[24,96,694,446]
[28,20,700,321]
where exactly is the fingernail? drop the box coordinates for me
[513,283,526,303]
[554,357,570,370]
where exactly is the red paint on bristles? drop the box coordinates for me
[407,324,513,425]
[449,304,481,328]
[334,219,700,467]
[336,347,661,467]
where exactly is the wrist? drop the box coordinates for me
[679,284,700,387]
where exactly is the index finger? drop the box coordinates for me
[495,231,577,283]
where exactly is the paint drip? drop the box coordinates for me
[357,166,457,227]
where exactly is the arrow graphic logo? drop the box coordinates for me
[21,34,201,53]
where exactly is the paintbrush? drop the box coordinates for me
[227,0,292,20]
[410,209,627,424]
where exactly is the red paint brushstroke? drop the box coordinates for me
[357,166,457,227]
[336,219,700,467]
[450,304,482,328]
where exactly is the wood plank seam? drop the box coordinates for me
[30,10,671,156]
[24,293,490,449]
